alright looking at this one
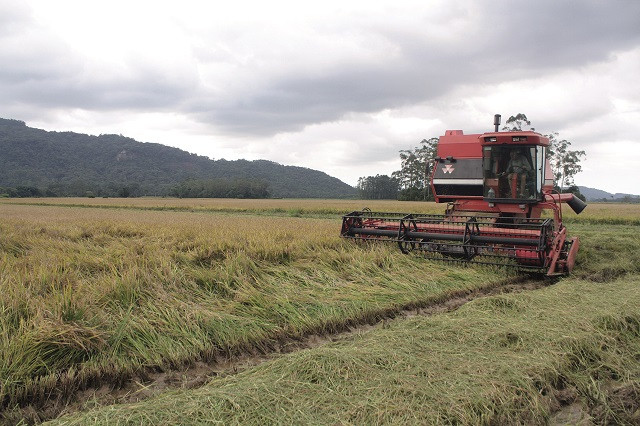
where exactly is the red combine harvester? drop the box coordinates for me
[341,115,587,275]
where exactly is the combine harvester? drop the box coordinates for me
[341,115,587,275]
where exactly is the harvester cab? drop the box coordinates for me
[482,138,544,201]
[341,115,587,275]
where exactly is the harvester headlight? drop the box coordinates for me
[484,137,497,142]
[512,136,527,142]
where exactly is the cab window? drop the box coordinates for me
[483,145,542,200]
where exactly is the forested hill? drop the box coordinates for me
[0,118,356,198]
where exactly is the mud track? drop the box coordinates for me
[5,275,553,424]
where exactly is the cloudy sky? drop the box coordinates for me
[2,0,639,194]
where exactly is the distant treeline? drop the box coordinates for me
[0,178,271,199]
[0,183,144,198]
[170,178,270,199]
[591,196,640,203]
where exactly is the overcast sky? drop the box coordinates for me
[2,0,639,194]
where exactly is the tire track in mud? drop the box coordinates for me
[5,275,554,424]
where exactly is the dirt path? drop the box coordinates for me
[6,276,551,424]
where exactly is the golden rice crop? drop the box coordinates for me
[0,203,510,407]
[4,197,638,224]
[560,202,640,225]
[0,197,447,216]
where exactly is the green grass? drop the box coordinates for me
[49,274,640,425]
[569,223,640,281]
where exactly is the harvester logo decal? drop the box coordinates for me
[442,164,455,174]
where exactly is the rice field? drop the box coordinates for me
[0,197,445,218]
[5,196,639,224]
[0,198,639,424]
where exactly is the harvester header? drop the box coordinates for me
[341,116,586,275]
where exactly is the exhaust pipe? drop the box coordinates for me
[566,194,587,214]
[544,193,588,214]
[494,114,501,132]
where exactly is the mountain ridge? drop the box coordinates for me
[0,118,356,198]
[578,186,639,201]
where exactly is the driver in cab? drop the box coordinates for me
[502,150,532,198]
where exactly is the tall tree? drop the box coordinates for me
[502,113,535,131]
[356,175,399,200]
[392,137,438,201]
[545,132,586,192]
[393,150,420,189]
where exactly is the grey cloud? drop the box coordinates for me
[0,4,197,116]
[200,65,423,134]
[191,1,640,136]
[1,1,639,138]
[332,144,411,167]
[0,1,31,36]
[0,48,197,114]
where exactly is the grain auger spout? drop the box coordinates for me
[341,115,586,276]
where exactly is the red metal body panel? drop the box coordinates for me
[436,131,482,158]
[481,131,550,147]
[436,131,549,159]
[363,219,543,239]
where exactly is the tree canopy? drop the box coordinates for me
[391,138,438,201]
[545,132,586,192]
[502,113,535,131]
[356,175,399,200]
